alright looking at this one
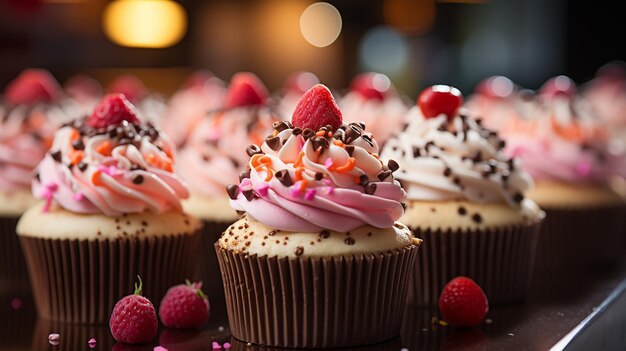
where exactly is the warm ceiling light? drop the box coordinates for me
[103,0,187,49]
[300,2,342,48]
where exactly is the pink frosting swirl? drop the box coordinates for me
[179,106,280,198]
[228,121,406,232]
[0,100,84,193]
[33,117,189,215]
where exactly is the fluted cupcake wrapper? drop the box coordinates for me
[408,222,542,306]
[216,243,420,348]
[532,204,625,292]
[193,220,231,301]
[0,216,30,294]
[19,231,201,324]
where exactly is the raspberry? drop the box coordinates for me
[350,72,390,101]
[88,94,140,128]
[109,277,158,344]
[4,69,61,105]
[439,276,489,327]
[539,75,577,99]
[224,72,269,108]
[284,71,320,95]
[291,84,342,132]
[418,85,464,121]
[159,280,210,329]
[475,76,515,99]
[108,75,148,103]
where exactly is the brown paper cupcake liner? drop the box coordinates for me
[532,204,625,292]
[193,220,231,302]
[0,216,31,294]
[408,222,541,306]
[215,243,420,348]
[227,335,404,351]
[19,230,200,324]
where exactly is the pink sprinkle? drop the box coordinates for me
[323,179,332,185]
[298,138,305,150]
[290,182,303,197]
[304,188,316,200]
[88,338,97,348]
[48,333,60,345]
[240,178,252,188]
[257,183,269,197]
[326,186,335,195]
[212,341,222,350]
[324,158,334,169]
[41,182,59,212]
[223,343,231,349]
[46,183,59,192]
[10,297,22,310]
[510,146,526,157]
[73,193,84,201]
[576,161,592,177]
[154,346,168,351]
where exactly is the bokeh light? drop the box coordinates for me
[103,0,188,49]
[300,2,342,48]
[383,0,436,35]
[359,26,409,75]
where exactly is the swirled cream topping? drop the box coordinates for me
[32,94,189,215]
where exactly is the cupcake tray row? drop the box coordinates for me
[2,263,625,350]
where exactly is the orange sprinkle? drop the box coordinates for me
[294,151,305,168]
[251,154,263,167]
[328,131,333,137]
[299,179,308,192]
[146,154,158,166]
[263,169,274,182]
[92,170,104,186]
[162,157,173,172]
[333,140,344,147]
[69,150,84,165]
[295,167,304,181]
[70,129,80,142]
[316,130,326,137]
[335,158,356,172]
[273,130,279,137]
[354,176,361,184]
[96,141,112,156]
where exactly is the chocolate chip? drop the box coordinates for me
[268,230,276,236]
[294,246,304,256]
[246,144,262,157]
[345,145,355,156]
[314,172,324,181]
[242,189,256,201]
[266,136,281,151]
[292,127,302,136]
[319,230,330,239]
[387,159,400,172]
[50,150,62,162]
[311,136,329,151]
[132,175,144,184]
[377,170,392,181]
[275,169,293,186]
[443,167,452,177]
[344,237,355,245]
[361,134,374,147]
[226,184,240,200]
[513,192,524,203]
[72,139,85,150]
[302,128,315,140]
[273,121,291,132]
[472,213,483,224]
[412,146,421,158]
[458,206,467,215]
[364,183,377,195]
[77,162,88,171]
[239,171,251,182]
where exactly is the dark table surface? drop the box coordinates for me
[2,266,625,351]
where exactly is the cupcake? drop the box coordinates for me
[162,70,226,147]
[108,74,167,125]
[178,72,278,300]
[216,84,421,348]
[17,94,202,324]
[1,69,84,293]
[381,85,544,305]
[339,72,410,145]
[499,76,625,281]
[276,71,320,118]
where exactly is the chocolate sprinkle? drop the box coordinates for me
[77,162,88,172]
[242,189,256,201]
[364,183,377,195]
[239,170,251,182]
[132,175,144,184]
[345,145,355,156]
[472,213,483,224]
[246,144,262,157]
[314,172,324,181]
[226,184,240,200]
[275,169,293,186]
[387,159,400,172]
[294,246,304,256]
[359,174,369,186]
[344,237,355,245]
[377,170,392,181]
[72,139,85,150]
[458,206,467,216]
[266,136,281,151]
[319,230,330,239]
[412,146,421,158]
[50,150,62,162]
[513,192,524,203]
[443,167,452,177]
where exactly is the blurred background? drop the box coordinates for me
[0,0,624,98]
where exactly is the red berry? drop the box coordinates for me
[539,75,577,99]
[418,85,464,120]
[224,72,269,109]
[110,277,158,344]
[4,69,61,105]
[108,75,148,103]
[292,84,342,131]
[350,72,391,101]
[439,276,488,327]
[284,71,320,95]
[88,94,140,128]
[475,76,515,99]
[159,281,210,329]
